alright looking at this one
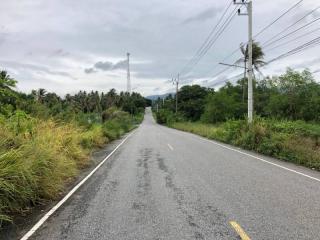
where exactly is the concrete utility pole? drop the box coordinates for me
[172,74,179,114]
[127,52,131,93]
[234,0,253,123]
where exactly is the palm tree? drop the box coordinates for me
[37,88,47,103]
[0,70,17,89]
[237,41,265,102]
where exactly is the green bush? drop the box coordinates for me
[155,109,182,125]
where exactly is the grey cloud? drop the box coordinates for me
[113,60,128,70]
[84,68,96,74]
[183,7,219,24]
[0,60,77,80]
[1,0,319,96]
[85,59,128,74]
[94,61,114,71]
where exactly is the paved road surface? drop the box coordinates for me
[29,108,320,240]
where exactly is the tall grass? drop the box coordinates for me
[171,118,320,170]
[0,109,138,225]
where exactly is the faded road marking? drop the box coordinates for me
[230,221,251,240]
[167,143,174,151]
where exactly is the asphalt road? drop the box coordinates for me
[27,108,320,240]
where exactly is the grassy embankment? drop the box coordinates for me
[168,118,320,170]
[0,109,143,225]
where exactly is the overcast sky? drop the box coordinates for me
[0,0,319,96]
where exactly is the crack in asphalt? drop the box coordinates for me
[156,153,234,239]
[132,148,162,238]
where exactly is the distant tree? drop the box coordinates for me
[202,82,245,123]
[263,68,319,120]
[0,70,17,90]
[37,88,47,103]
[178,85,208,121]
[0,71,18,115]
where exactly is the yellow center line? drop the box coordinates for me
[229,221,251,240]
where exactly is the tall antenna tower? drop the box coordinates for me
[127,52,131,93]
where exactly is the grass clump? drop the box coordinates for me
[171,118,320,170]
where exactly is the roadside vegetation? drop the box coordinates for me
[153,68,320,170]
[0,70,150,226]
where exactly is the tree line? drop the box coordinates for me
[154,68,320,124]
[0,70,151,122]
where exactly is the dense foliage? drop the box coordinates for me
[153,68,320,171]
[0,70,149,120]
[153,68,320,123]
[0,70,148,225]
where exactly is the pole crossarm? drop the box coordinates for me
[219,62,247,69]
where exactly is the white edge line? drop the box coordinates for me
[167,143,174,151]
[20,131,135,240]
[182,131,320,183]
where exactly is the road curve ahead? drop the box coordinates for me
[29,108,320,240]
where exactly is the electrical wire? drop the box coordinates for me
[177,1,234,76]
[179,5,239,77]
[262,5,320,46]
[208,37,320,88]
[183,10,237,74]
[265,27,320,52]
[254,0,303,38]
[204,1,306,81]
[267,36,320,64]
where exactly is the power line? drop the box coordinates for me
[192,2,233,62]
[206,46,242,77]
[177,1,319,88]
[267,36,320,64]
[204,1,306,81]
[262,5,320,46]
[211,66,233,78]
[209,72,243,87]
[263,17,320,48]
[179,5,239,77]
[177,1,234,76]
[221,1,308,62]
[188,10,237,71]
[265,27,320,52]
[254,0,303,38]
[208,37,320,88]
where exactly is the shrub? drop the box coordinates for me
[156,109,178,125]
